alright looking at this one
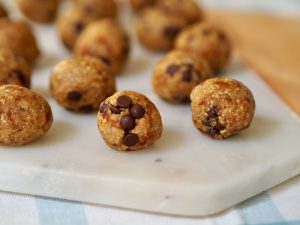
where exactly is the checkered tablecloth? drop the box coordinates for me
[1,1,300,225]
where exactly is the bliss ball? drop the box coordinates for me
[17,0,61,23]
[135,7,186,52]
[50,56,116,113]
[0,19,40,65]
[191,78,255,139]
[0,85,53,146]
[74,19,130,75]
[175,22,231,74]
[152,50,212,103]
[97,90,163,151]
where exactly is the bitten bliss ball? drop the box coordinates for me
[190,78,255,139]
[50,57,116,113]
[175,22,231,74]
[0,85,53,146]
[152,50,212,103]
[97,91,163,151]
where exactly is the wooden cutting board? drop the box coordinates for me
[207,10,300,116]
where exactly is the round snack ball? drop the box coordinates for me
[57,7,94,50]
[75,0,117,20]
[97,90,163,151]
[152,50,212,103]
[0,4,8,18]
[190,77,255,139]
[129,0,156,11]
[0,19,40,65]
[156,0,203,25]
[175,22,231,74]
[17,0,61,23]
[50,56,116,113]
[135,7,186,51]
[0,85,53,146]
[0,48,31,88]
[74,19,130,75]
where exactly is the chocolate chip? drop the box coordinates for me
[120,115,136,130]
[215,123,225,131]
[218,32,227,41]
[208,127,219,137]
[99,102,107,113]
[117,95,132,108]
[79,104,94,112]
[98,56,111,65]
[130,104,145,119]
[109,104,121,114]
[74,21,84,33]
[166,64,179,76]
[182,64,194,82]
[207,105,219,119]
[163,26,180,38]
[123,133,139,147]
[67,91,82,102]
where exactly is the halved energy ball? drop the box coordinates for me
[97,90,163,151]
[190,78,255,139]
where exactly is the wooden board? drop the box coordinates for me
[207,10,300,116]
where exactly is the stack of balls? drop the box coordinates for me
[0,0,255,152]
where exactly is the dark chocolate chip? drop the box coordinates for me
[163,26,180,38]
[130,104,145,119]
[67,91,82,102]
[120,115,136,130]
[79,104,94,112]
[215,123,225,131]
[99,102,108,113]
[182,64,194,82]
[207,105,219,119]
[109,104,121,114]
[74,21,84,33]
[218,32,227,41]
[98,56,111,65]
[166,64,179,76]
[117,95,132,108]
[123,133,139,147]
[208,127,219,137]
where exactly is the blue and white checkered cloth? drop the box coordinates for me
[1,1,300,224]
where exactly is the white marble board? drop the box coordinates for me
[0,1,300,217]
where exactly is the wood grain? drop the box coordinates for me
[206,10,300,116]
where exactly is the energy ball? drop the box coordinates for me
[17,0,61,23]
[75,0,118,20]
[156,0,203,25]
[0,48,31,88]
[75,19,130,75]
[97,90,163,151]
[57,7,94,50]
[129,0,156,11]
[175,22,231,74]
[0,4,8,18]
[152,50,212,103]
[0,19,40,65]
[0,85,53,146]
[190,78,255,139]
[50,56,116,113]
[135,7,186,51]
